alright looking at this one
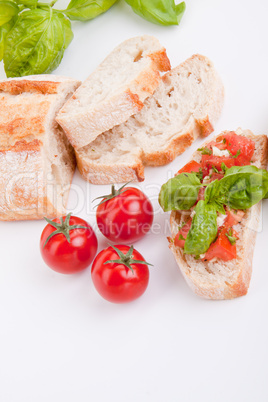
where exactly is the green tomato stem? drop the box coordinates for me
[43,213,89,248]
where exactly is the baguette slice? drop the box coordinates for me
[169,129,268,300]
[76,54,224,184]
[0,75,81,221]
[56,35,171,149]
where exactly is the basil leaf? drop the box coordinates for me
[4,8,73,77]
[64,0,117,21]
[204,179,226,214]
[205,165,268,210]
[175,1,185,24]
[58,12,73,49]
[14,0,38,6]
[125,0,186,26]
[159,173,201,212]
[0,15,15,61]
[0,1,19,26]
[184,200,218,255]
[224,165,258,177]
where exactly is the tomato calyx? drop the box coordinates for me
[43,213,89,248]
[93,182,132,207]
[104,245,153,274]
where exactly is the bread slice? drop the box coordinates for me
[0,75,81,221]
[76,54,224,184]
[169,129,268,299]
[56,35,171,149]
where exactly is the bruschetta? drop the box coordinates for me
[159,129,268,299]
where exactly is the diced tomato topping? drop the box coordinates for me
[177,160,202,175]
[201,155,235,176]
[210,172,225,181]
[203,226,238,261]
[206,140,227,150]
[174,219,192,248]
[202,209,243,262]
[224,209,245,228]
[199,132,255,175]
[222,132,255,166]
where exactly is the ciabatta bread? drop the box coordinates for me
[169,129,268,299]
[56,35,171,149]
[76,54,224,184]
[0,75,81,221]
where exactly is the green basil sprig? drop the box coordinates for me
[0,0,186,78]
[159,173,201,211]
[64,0,117,21]
[205,165,268,211]
[125,0,185,26]
[4,8,72,77]
[184,200,218,255]
[0,1,19,26]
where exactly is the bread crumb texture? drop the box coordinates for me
[56,35,171,149]
[76,54,224,184]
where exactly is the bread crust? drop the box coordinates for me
[142,131,195,166]
[142,118,212,167]
[149,50,171,72]
[0,80,60,95]
[76,150,145,184]
[169,130,268,299]
[0,76,80,221]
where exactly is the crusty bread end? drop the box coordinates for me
[0,75,80,221]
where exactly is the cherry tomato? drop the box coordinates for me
[95,184,154,244]
[91,245,150,303]
[40,214,98,274]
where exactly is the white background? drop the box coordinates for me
[1,1,268,401]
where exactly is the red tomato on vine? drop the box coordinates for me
[91,245,151,303]
[40,213,98,274]
[94,183,154,243]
